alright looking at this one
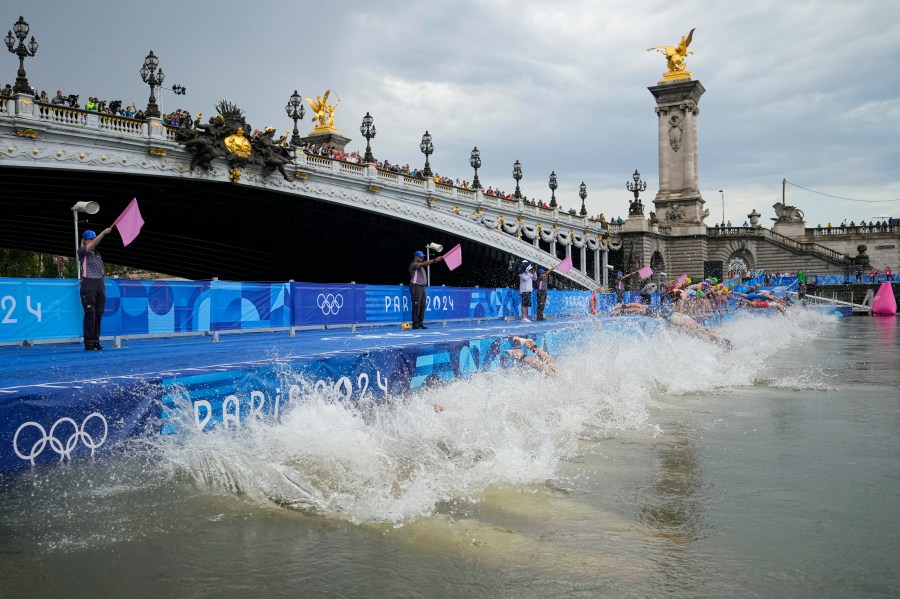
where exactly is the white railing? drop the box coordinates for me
[435,183,455,196]
[305,154,333,170]
[339,161,365,177]
[402,175,425,190]
[377,170,400,184]
[100,114,146,136]
[38,104,88,126]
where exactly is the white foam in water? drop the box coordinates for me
[160,308,839,524]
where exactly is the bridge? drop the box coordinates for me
[3,69,887,289]
[0,94,618,289]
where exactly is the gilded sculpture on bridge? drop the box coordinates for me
[174,100,293,182]
[648,28,695,81]
[305,90,341,134]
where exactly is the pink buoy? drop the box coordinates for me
[872,282,897,316]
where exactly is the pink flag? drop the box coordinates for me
[638,264,653,280]
[113,198,144,246]
[556,255,573,274]
[443,243,462,271]
[677,273,688,286]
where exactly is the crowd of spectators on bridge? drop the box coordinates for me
[1,84,201,126]
[299,143,617,218]
[815,219,897,234]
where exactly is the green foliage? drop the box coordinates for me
[0,250,73,278]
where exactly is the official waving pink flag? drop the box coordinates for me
[677,273,688,286]
[443,243,462,271]
[638,264,653,280]
[556,255,573,274]
[113,198,144,246]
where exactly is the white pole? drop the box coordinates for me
[426,246,431,286]
[73,208,81,279]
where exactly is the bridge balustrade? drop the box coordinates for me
[808,225,897,236]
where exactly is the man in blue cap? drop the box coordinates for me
[77,226,113,350]
[409,249,444,329]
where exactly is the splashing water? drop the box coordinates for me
[154,309,838,525]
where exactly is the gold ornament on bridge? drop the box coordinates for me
[224,127,252,158]
[648,28,695,82]
[305,90,342,135]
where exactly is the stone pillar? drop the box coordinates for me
[593,248,600,282]
[602,250,609,290]
[580,246,587,274]
[13,93,35,119]
[648,79,707,236]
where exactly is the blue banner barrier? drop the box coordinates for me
[2,278,651,344]
[0,279,81,341]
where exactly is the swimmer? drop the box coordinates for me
[504,336,558,377]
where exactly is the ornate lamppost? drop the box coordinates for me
[285,90,306,147]
[420,131,433,177]
[512,160,523,199]
[579,182,588,216]
[360,112,376,163]
[5,16,38,95]
[627,169,647,215]
[139,50,165,118]
[469,147,482,189]
[549,171,558,208]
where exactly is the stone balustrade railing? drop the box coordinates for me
[806,225,897,236]
[709,226,849,263]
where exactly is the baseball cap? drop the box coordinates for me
[538,268,546,274]
[414,250,425,258]
[82,230,97,240]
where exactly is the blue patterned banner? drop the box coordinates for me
[0,278,631,344]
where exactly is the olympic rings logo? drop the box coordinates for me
[13,412,108,465]
[317,293,344,315]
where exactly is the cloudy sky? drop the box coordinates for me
[7,1,899,225]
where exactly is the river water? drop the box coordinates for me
[1,313,898,598]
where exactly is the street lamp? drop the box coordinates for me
[469,147,482,189]
[627,169,647,215]
[549,171,558,207]
[420,131,434,177]
[71,201,99,279]
[512,160,523,199]
[285,90,306,147]
[719,189,725,226]
[5,16,38,95]
[360,112,376,163]
[139,50,165,118]
[579,182,588,216]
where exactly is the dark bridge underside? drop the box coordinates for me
[0,166,578,287]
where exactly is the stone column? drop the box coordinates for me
[648,79,706,236]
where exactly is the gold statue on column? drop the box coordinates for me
[305,90,342,135]
[648,28,695,82]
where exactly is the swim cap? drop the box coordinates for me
[685,278,692,285]
[82,230,97,240]
[711,277,718,284]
